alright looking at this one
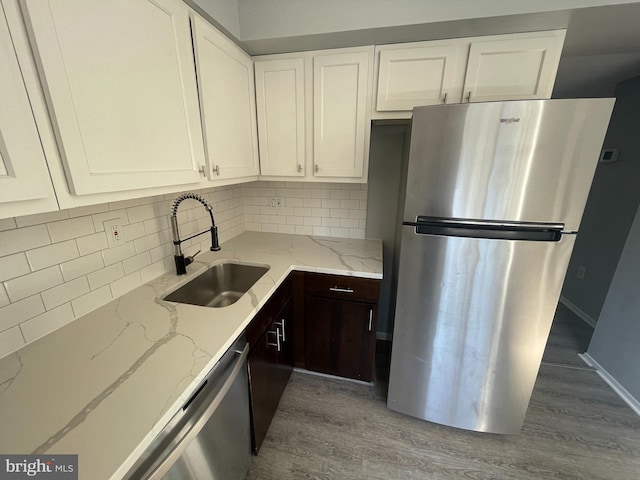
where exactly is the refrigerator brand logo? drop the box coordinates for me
[500,117,520,124]
[0,455,77,479]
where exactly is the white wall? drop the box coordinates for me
[237,0,639,40]
[587,201,640,402]
[0,185,245,358]
[562,76,640,321]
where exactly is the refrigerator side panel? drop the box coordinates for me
[403,99,614,231]
[387,227,576,433]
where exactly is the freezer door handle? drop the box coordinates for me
[405,216,565,242]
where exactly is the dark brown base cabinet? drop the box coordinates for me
[303,273,380,382]
[246,277,293,454]
[246,271,380,455]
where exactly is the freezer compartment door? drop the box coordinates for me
[403,98,614,231]
[387,226,575,434]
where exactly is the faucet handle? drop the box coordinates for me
[185,250,201,267]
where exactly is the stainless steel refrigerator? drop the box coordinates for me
[387,98,614,434]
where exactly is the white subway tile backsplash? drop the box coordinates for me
[0,295,45,332]
[4,267,63,303]
[102,242,136,266]
[61,253,104,281]
[76,232,109,256]
[41,277,90,310]
[340,218,359,229]
[0,253,31,282]
[294,225,313,235]
[88,263,125,290]
[140,259,171,283]
[21,304,76,343]
[15,210,70,228]
[123,252,151,275]
[1,184,247,357]
[71,286,112,318]
[0,225,50,257]
[26,240,79,271]
[92,209,129,232]
[278,225,295,234]
[0,327,25,356]
[0,285,8,308]
[122,222,146,241]
[312,226,331,236]
[304,217,322,226]
[127,204,155,224]
[110,271,142,298]
[47,217,95,243]
[0,218,17,232]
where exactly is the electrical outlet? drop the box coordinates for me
[577,266,586,280]
[103,219,124,248]
[270,197,283,209]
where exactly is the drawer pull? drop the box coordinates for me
[274,319,286,342]
[329,287,354,294]
[368,308,373,332]
[266,328,281,352]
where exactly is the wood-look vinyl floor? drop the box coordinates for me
[246,306,640,480]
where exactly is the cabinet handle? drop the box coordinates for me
[297,164,303,173]
[314,164,319,173]
[442,92,448,104]
[266,328,281,352]
[198,165,207,177]
[465,91,472,103]
[329,287,354,294]
[213,165,220,176]
[274,319,286,342]
[368,308,373,332]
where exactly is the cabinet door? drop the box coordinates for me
[462,32,565,103]
[376,43,465,111]
[21,0,205,195]
[255,58,305,177]
[313,50,371,178]
[0,5,55,206]
[192,16,259,180]
[305,295,376,382]
[247,329,280,454]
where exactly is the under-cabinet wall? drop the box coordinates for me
[0,185,246,358]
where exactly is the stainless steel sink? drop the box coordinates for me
[164,262,269,308]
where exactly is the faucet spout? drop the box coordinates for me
[170,193,221,275]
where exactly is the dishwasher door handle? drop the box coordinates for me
[146,343,250,480]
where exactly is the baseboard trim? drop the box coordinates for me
[559,296,597,328]
[293,368,373,386]
[376,332,392,341]
[579,352,640,417]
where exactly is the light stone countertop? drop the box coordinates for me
[0,232,383,480]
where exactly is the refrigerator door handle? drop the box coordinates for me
[404,217,566,242]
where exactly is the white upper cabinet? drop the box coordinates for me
[0,1,58,219]
[373,30,566,118]
[21,0,206,196]
[254,46,373,183]
[313,49,373,178]
[462,31,565,103]
[376,42,467,111]
[191,15,259,181]
[255,58,306,177]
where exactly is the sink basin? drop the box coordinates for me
[164,262,270,308]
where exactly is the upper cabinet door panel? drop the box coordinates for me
[0,5,53,204]
[313,50,371,178]
[255,58,305,177]
[192,16,259,180]
[21,0,205,195]
[463,31,565,103]
[376,44,465,110]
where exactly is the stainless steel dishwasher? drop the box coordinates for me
[125,335,251,480]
